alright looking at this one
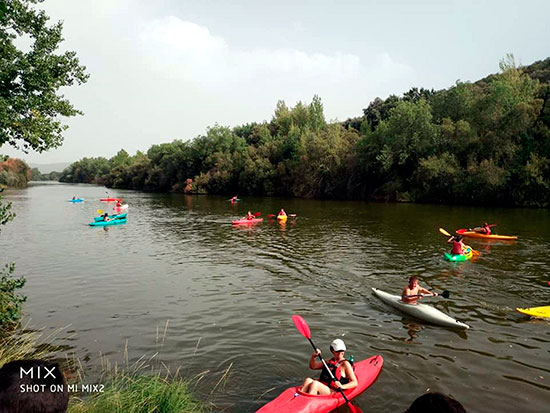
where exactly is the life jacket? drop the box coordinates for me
[318,358,352,388]
[451,241,463,255]
[482,226,491,235]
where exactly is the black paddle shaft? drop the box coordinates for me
[306,338,350,404]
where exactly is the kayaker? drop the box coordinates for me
[72,196,76,200]
[278,208,286,216]
[231,195,238,202]
[300,338,358,395]
[116,200,123,207]
[447,234,466,255]
[102,213,112,222]
[401,276,438,305]
[476,222,491,234]
[243,211,254,220]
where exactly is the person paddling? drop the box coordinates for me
[243,211,255,220]
[116,199,123,207]
[475,222,491,235]
[301,339,357,395]
[447,234,466,255]
[102,212,112,222]
[230,195,239,203]
[402,276,438,304]
[278,208,287,217]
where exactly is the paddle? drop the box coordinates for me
[97,209,103,215]
[405,290,450,299]
[439,228,480,256]
[457,224,496,234]
[291,315,354,407]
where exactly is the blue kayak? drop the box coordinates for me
[93,213,127,222]
[89,218,127,227]
[69,198,84,202]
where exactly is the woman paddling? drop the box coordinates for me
[300,339,357,395]
[447,234,466,255]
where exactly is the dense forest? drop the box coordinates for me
[60,55,550,207]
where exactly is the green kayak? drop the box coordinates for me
[444,248,473,262]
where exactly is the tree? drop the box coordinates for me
[0,0,88,153]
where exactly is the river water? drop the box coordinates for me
[1,182,549,412]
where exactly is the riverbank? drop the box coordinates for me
[0,327,207,413]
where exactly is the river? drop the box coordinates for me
[0,182,549,412]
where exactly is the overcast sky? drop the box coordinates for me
[2,0,550,165]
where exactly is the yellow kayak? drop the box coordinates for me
[277,215,287,221]
[516,306,550,319]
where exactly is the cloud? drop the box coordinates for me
[139,16,363,87]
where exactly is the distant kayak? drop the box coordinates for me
[444,248,473,262]
[372,287,470,329]
[100,198,122,202]
[113,204,128,212]
[456,231,518,240]
[516,306,550,319]
[69,198,84,203]
[232,218,263,225]
[94,213,127,222]
[89,218,127,227]
[256,355,383,413]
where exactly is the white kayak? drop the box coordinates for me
[372,288,470,330]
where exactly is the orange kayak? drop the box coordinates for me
[457,231,518,240]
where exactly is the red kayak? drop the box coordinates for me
[100,198,122,202]
[232,218,263,225]
[257,355,383,413]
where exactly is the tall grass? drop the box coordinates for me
[68,373,204,413]
[0,322,63,365]
[1,321,229,412]
[68,321,230,412]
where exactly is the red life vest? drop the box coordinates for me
[451,241,463,255]
[318,358,351,388]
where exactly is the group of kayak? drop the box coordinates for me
[442,222,518,262]
[68,195,130,227]
[90,198,129,226]
[258,221,548,412]
[372,222,546,331]
[232,208,294,225]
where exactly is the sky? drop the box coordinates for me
[2,0,550,165]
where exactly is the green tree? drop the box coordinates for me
[0,0,88,153]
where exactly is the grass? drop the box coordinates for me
[68,322,230,412]
[0,322,63,365]
[68,373,204,413]
[0,321,228,412]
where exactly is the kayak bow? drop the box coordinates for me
[516,306,550,319]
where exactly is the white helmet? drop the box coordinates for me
[330,338,346,352]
